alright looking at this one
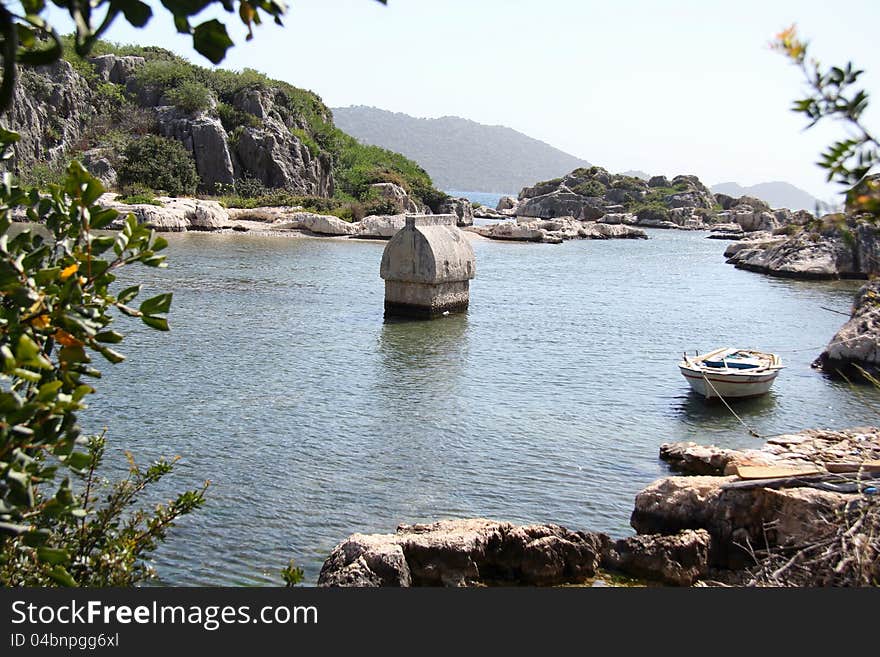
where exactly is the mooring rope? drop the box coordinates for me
[700,371,764,438]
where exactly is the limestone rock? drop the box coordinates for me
[496,195,518,212]
[275,212,358,236]
[468,217,645,243]
[438,196,475,227]
[101,194,231,232]
[318,519,602,587]
[814,279,880,379]
[515,189,606,221]
[8,61,94,173]
[601,529,710,586]
[80,149,117,190]
[89,54,145,84]
[156,108,234,190]
[630,475,851,568]
[723,227,878,279]
[233,120,333,196]
[369,182,422,214]
[357,214,408,239]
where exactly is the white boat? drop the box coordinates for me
[679,347,783,399]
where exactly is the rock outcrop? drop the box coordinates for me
[636,427,880,569]
[8,61,95,172]
[368,182,422,214]
[814,279,880,379]
[600,529,710,586]
[724,220,880,279]
[156,107,234,190]
[438,196,474,226]
[318,519,603,587]
[466,216,646,243]
[101,194,231,232]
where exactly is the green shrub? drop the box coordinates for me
[215,102,260,132]
[233,176,269,199]
[118,182,163,205]
[291,128,319,158]
[634,203,670,221]
[572,180,607,197]
[119,135,199,196]
[133,59,198,90]
[166,80,213,114]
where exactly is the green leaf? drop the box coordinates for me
[95,345,125,364]
[139,292,172,316]
[64,451,92,470]
[118,284,141,304]
[90,208,119,230]
[15,333,42,362]
[192,19,234,64]
[113,0,153,27]
[21,529,50,547]
[37,547,70,566]
[47,565,78,587]
[95,330,124,344]
[141,315,169,331]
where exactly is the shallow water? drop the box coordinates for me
[85,228,878,585]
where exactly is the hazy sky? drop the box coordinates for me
[48,1,879,201]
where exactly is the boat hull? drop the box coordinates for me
[679,366,780,399]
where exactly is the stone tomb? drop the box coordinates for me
[379,214,475,318]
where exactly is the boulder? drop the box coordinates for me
[723,225,880,279]
[598,213,637,225]
[814,279,880,379]
[580,222,647,239]
[156,107,234,190]
[356,214,408,239]
[318,519,602,587]
[89,54,145,84]
[80,149,117,190]
[631,475,852,569]
[438,196,474,226]
[515,189,606,221]
[648,175,671,188]
[732,205,780,232]
[369,182,422,214]
[275,212,358,236]
[495,195,518,212]
[600,529,710,586]
[233,119,333,196]
[101,194,231,232]
[636,427,880,569]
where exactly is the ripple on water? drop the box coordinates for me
[87,230,879,585]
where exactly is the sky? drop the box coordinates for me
[47,0,880,202]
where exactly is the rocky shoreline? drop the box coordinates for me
[317,427,880,587]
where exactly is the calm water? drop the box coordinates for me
[85,229,878,585]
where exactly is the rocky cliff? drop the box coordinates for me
[4,45,444,215]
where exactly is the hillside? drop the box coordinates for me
[332,106,590,194]
[710,181,818,212]
[6,42,445,219]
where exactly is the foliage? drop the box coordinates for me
[119,135,199,196]
[633,203,669,222]
[772,25,879,216]
[0,130,205,585]
[571,180,607,197]
[118,187,163,206]
[1,436,206,586]
[215,101,260,133]
[166,80,213,115]
[281,559,304,587]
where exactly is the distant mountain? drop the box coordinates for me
[332,106,590,194]
[710,181,819,212]
[621,170,650,180]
